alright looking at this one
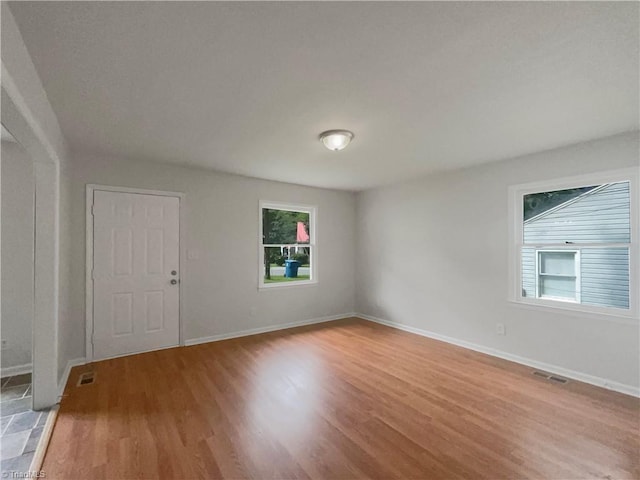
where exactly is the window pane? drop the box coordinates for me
[539,252,575,275]
[523,182,630,244]
[581,247,629,309]
[521,247,536,298]
[262,209,310,245]
[539,276,576,300]
[263,246,311,283]
[523,247,630,309]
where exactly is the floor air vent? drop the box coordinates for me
[532,371,568,384]
[548,376,568,384]
[77,371,96,386]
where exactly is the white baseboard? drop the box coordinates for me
[50,315,638,399]
[30,405,59,474]
[1,363,32,377]
[357,313,640,398]
[57,357,86,399]
[185,313,357,346]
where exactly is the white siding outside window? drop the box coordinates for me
[508,167,639,320]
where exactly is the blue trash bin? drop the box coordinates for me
[284,259,301,278]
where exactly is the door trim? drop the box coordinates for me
[3,64,62,409]
[85,184,186,363]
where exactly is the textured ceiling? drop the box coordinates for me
[8,1,639,190]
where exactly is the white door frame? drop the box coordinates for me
[85,184,186,362]
[2,68,61,409]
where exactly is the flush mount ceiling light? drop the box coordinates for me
[319,130,354,151]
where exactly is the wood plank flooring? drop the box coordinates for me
[42,318,639,479]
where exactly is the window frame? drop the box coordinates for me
[535,249,581,303]
[258,200,317,290]
[508,167,639,320]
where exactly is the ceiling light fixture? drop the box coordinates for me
[319,130,354,151]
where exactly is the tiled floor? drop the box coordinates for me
[0,374,48,476]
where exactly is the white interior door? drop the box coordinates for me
[92,190,180,360]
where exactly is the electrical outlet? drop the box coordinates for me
[496,323,506,336]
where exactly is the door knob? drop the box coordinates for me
[170,279,178,285]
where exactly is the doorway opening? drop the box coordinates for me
[1,124,47,472]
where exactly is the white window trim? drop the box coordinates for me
[535,249,581,303]
[508,167,639,320]
[258,200,318,290]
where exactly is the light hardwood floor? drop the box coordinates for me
[42,318,639,479]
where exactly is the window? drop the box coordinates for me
[259,201,316,288]
[536,250,580,302]
[510,168,639,318]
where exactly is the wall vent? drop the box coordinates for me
[532,371,568,384]
[77,371,96,386]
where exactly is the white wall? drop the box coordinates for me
[65,152,356,360]
[1,140,34,371]
[356,131,640,391]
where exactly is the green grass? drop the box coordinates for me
[264,275,311,283]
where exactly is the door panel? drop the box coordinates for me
[93,190,180,360]
[144,291,164,332]
[112,293,134,336]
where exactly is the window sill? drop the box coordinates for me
[259,280,318,291]
[507,299,639,325]
[538,295,579,303]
